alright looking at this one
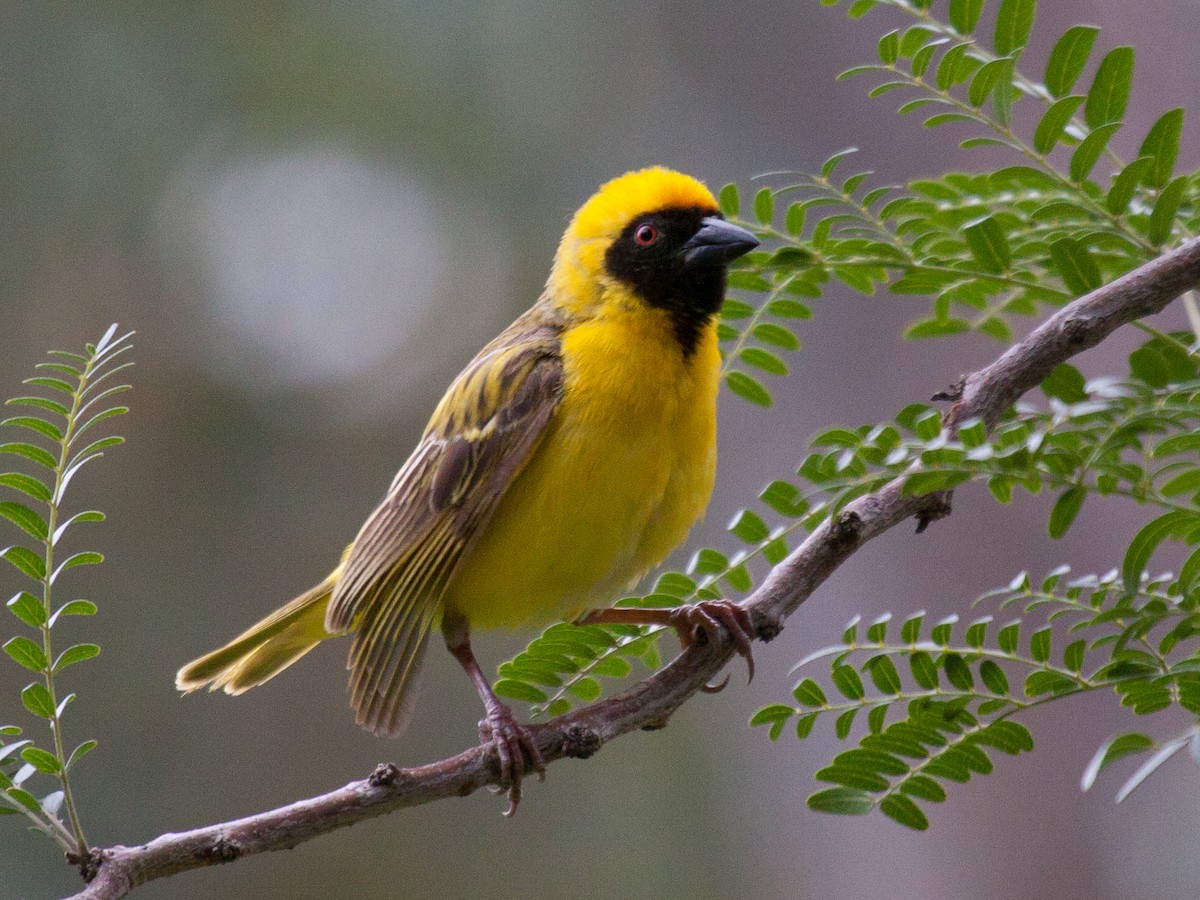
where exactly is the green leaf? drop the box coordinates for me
[1030,626,1052,662]
[948,0,984,34]
[1069,123,1122,182]
[767,298,812,320]
[6,786,42,815]
[1041,363,1087,402]
[900,775,946,803]
[748,705,796,739]
[728,509,770,544]
[0,501,48,541]
[1,416,62,442]
[760,481,806,518]
[0,472,51,504]
[492,679,547,703]
[7,591,45,628]
[752,323,801,351]
[866,656,902,694]
[1063,639,1085,673]
[721,298,754,320]
[1105,156,1155,215]
[20,683,54,719]
[48,600,97,627]
[1129,334,1197,386]
[968,57,1014,108]
[821,147,859,180]
[943,654,974,691]
[784,203,805,236]
[793,678,828,707]
[880,793,928,830]
[877,29,900,64]
[1138,108,1184,188]
[910,652,939,690]
[22,376,75,396]
[1043,24,1098,98]
[0,442,57,470]
[1033,95,1085,154]
[1161,470,1200,497]
[19,746,61,775]
[717,183,739,218]
[52,510,105,545]
[66,740,97,770]
[50,551,104,584]
[963,216,1011,273]
[832,664,866,700]
[993,0,1035,56]
[1122,511,1195,593]
[53,643,99,673]
[1048,239,1102,295]
[3,637,48,672]
[979,660,1009,695]
[734,348,792,374]
[936,43,976,89]
[1085,46,1135,128]
[807,787,874,816]
[1147,176,1187,246]
[725,371,772,408]
[5,396,68,417]
[567,676,602,702]
[2,546,45,581]
[1081,732,1154,790]
[753,188,774,225]
[1048,486,1085,539]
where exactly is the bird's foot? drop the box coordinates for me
[668,600,756,690]
[479,703,545,816]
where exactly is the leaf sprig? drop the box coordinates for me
[758,563,1200,830]
[0,324,131,856]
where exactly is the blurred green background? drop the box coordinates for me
[3,2,1200,898]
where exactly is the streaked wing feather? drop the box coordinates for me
[328,320,563,736]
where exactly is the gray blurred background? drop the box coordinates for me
[2,2,1200,898]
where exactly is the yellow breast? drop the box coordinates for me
[442,305,720,630]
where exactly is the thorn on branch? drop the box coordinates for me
[931,376,965,403]
[202,836,240,863]
[560,723,601,759]
[368,762,401,789]
[70,847,104,883]
[750,609,783,643]
[914,491,953,534]
[831,510,863,545]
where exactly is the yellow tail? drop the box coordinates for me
[176,570,340,696]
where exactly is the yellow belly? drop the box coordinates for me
[442,309,719,631]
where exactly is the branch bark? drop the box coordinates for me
[69,235,1200,899]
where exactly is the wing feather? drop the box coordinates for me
[328,314,564,736]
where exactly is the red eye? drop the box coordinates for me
[634,224,658,246]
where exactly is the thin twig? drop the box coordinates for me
[68,235,1200,900]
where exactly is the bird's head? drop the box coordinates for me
[547,167,759,354]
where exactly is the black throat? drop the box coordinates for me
[603,206,727,357]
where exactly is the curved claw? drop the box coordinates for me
[670,600,757,685]
[701,673,731,694]
[479,705,546,817]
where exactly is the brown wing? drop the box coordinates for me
[327,315,563,736]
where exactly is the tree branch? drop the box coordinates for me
[69,236,1200,899]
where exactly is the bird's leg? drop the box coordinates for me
[577,601,756,689]
[442,612,545,816]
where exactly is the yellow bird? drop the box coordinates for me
[177,167,759,812]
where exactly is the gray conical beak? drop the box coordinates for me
[680,217,760,268]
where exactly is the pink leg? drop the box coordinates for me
[443,613,545,816]
[578,600,756,687]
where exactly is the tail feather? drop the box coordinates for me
[176,576,337,695]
